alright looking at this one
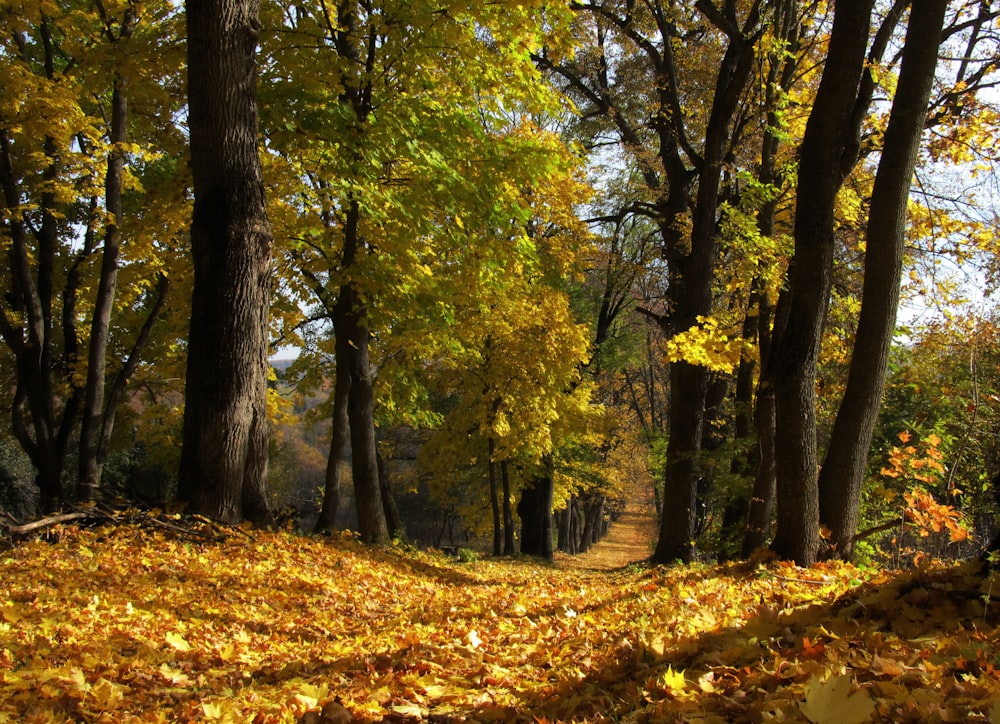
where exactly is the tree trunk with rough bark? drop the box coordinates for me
[818,0,948,559]
[769,0,876,565]
[518,456,555,559]
[179,0,274,526]
[655,361,707,563]
[79,34,132,500]
[337,281,389,545]
[315,352,350,533]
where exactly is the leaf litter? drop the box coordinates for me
[1,523,1000,722]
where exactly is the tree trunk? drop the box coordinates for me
[517,456,555,559]
[654,361,708,563]
[79,36,132,500]
[488,440,502,555]
[579,495,597,554]
[315,351,350,533]
[501,460,515,555]
[743,384,777,555]
[179,0,274,526]
[695,374,729,538]
[557,499,570,553]
[377,450,404,540]
[558,496,580,554]
[582,494,605,549]
[818,0,948,559]
[739,6,796,556]
[1,133,81,512]
[337,282,389,545]
[652,9,759,565]
[770,0,876,565]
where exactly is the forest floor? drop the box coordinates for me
[557,477,658,571]
[2,511,1000,722]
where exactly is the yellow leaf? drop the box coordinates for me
[165,631,191,651]
[0,604,25,623]
[660,665,686,693]
[202,701,224,719]
[799,672,874,724]
[90,677,125,710]
[391,703,428,718]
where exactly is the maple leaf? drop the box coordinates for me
[659,666,686,693]
[799,672,875,724]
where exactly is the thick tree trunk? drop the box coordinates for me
[179,0,274,526]
[818,0,947,559]
[654,361,708,563]
[770,0,875,565]
[518,456,555,559]
[653,12,758,565]
[557,499,570,553]
[337,283,389,545]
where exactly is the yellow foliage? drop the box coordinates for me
[663,316,752,373]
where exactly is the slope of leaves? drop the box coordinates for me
[2,524,1000,722]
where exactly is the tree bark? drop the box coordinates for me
[654,361,707,563]
[179,0,274,526]
[650,4,759,564]
[337,281,389,544]
[740,5,794,555]
[488,440,502,555]
[315,348,350,533]
[518,456,555,559]
[769,0,876,565]
[377,450,404,540]
[79,12,133,499]
[818,0,948,559]
[743,384,777,555]
[557,497,575,554]
[501,460,516,555]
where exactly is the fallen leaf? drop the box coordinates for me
[799,672,875,724]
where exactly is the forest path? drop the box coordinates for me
[556,476,658,571]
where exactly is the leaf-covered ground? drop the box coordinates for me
[2,522,1000,723]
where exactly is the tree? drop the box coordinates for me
[768,0,879,565]
[769,0,998,564]
[0,0,185,512]
[260,0,578,543]
[538,0,779,563]
[178,0,274,525]
[817,0,949,560]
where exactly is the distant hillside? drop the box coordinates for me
[269,357,297,373]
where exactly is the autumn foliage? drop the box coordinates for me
[3,522,1000,722]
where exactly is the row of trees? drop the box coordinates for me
[1,0,998,564]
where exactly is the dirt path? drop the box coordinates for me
[557,477,658,571]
